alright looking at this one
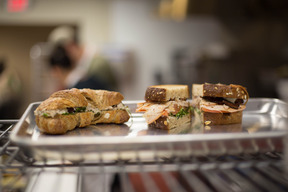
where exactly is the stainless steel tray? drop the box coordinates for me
[10,98,288,162]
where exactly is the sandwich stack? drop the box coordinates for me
[136,85,191,130]
[191,83,249,125]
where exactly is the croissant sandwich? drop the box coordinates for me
[34,88,130,134]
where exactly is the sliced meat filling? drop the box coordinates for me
[203,96,244,109]
[136,101,190,124]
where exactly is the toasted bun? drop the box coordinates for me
[92,109,130,124]
[200,111,243,125]
[145,85,189,102]
[80,89,124,109]
[192,83,248,100]
[148,114,191,130]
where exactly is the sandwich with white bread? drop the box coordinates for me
[192,83,249,125]
[136,85,191,130]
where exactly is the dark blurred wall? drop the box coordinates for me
[170,0,288,98]
[0,25,56,118]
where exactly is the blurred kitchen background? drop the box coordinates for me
[1,0,288,118]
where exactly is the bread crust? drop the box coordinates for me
[80,89,124,109]
[148,114,191,130]
[35,112,95,134]
[93,109,130,124]
[77,112,95,127]
[145,85,189,102]
[36,89,88,111]
[193,83,248,100]
[35,114,78,134]
[145,87,168,102]
[35,98,77,111]
[50,88,88,107]
[202,111,243,125]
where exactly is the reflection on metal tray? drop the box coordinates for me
[10,98,288,162]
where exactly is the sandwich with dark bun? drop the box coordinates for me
[192,83,249,125]
[136,85,191,130]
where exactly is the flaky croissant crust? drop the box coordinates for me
[35,88,129,134]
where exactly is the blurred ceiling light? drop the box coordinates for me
[158,0,189,21]
[6,0,29,13]
[171,0,188,21]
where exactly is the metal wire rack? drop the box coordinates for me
[1,120,288,192]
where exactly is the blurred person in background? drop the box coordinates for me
[48,26,118,91]
[0,59,22,118]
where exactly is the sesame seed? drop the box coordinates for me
[205,121,211,125]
